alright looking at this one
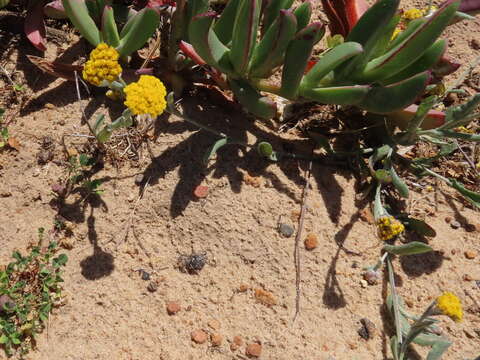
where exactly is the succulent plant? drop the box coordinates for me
[180,0,464,119]
[61,0,159,58]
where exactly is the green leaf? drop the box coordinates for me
[93,114,106,133]
[389,166,409,198]
[257,141,273,157]
[53,254,68,267]
[262,0,294,32]
[203,138,228,164]
[62,0,101,46]
[293,0,312,32]
[383,242,433,256]
[117,8,159,57]
[361,1,459,81]
[358,72,429,114]
[11,336,21,345]
[230,0,262,74]
[229,79,277,119]
[249,9,297,78]
[189,12,234,74]
[281,22,325,99]
[375,169,392,183]
[300,85,369,105]
[301,42,363,89]
[449,179,480,208]
[213,0,241,44]
[441,93,480,130]
[101,5,120,48]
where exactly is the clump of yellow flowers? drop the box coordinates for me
[435,292,463,322]
[83,43,122,86]
[377,216,405,240]
[124,75,167,117]
[391,6,439,40]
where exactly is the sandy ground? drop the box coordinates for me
[1,1,480,359]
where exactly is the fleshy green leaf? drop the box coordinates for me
[229,79,277,119]
[300,84,369,105]
[383,242,433,255]
[101,5,120,48]
[117,8,159,57]
[213,0,241,44]
[204,138,228,164]
[62,0,101,46]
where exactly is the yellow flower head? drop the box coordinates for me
[377,216,405,241]
[83,43,122,86]
[436,292,463,322]
[403,8,424,20]
[123,75,167,117]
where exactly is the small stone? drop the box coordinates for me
[243,173,262,188]
[363,269,380,285]
[147,281,158,292]
[465,223,476,232]
[139,269,150,280]
[193,185,209,198]
[304,233,318,250]
[0,191,12,197]
[358,318,377,340]
[360,279,368,288]
[233,335,243,347]
[239,284,249,292]
[465,250,477,259]
[359,208,374,224]
[134,174,144,185]
[230,343,239,352]
[208,319,220,330]
[254,288,277,306]
[471,39,480,50]
[278,223,294,238]
[66,147,78,158]
[246,343,262,358]
[166,301,181,315]
[211,333,223,346]
[58,119,66,126]
[290,210,300,222]
[45,103,55,109]
[450,220,461,229]
[37,150,53,164]
[191,329,208,344]
[444,216,452,223]
[463,274,473,281]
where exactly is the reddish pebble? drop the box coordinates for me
[246,343,262,358]
[166,301,181,315]
[304,233,318,250]
[193,185,208,198]
[191,329,208,344]
[465,250,477,259]
[211,333,223,346]
[233,335,243,346]
[239,284,250,292]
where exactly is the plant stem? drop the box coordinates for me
[387,256,403,348]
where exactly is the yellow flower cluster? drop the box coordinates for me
[391,6,438,40]
[83,43,122,86]
[403,8,423,20]
[377,216,405,241]
[124,75,167,117]
[436,292,463,322]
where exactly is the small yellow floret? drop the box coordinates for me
[82,43,122,86]
[391,27,402,40]
[124,75,167,117]
[403,8,424,20]
[377,216,405,241]
[436,292,463,322]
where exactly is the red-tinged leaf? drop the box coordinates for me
[43,0,67,19]
[180,40,206,65]
[27,55,84,81]
[193,185,209,198]
[388,104,446,130]
[25,0,47,51]
[321,0,369,36]
[305,60,317,74]
[432,55,461,77]
[455,0,480,14]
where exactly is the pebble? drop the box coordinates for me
[254,288,277,306]
[358,318,377,340]
[208,319,221,330]
[278,223,294,238]
[463,274,473,281]
[166,301,181,315]
[238,284,250,292]
[139,269,150,280]
[363,269,380,285]
[193,185,209,198]
[37,149,53,164]
[231,335,243,351]
[134,174,144,185]
[465,250,477,260]
[444,216,452,223]
[147,281,158,292]
[304,233,318,250]
[210,333,223,346]
[360,279,368,288]
[450,220,461,229]
[246,343,262,358]
[191,329,208,344]
[471,39,480,50]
